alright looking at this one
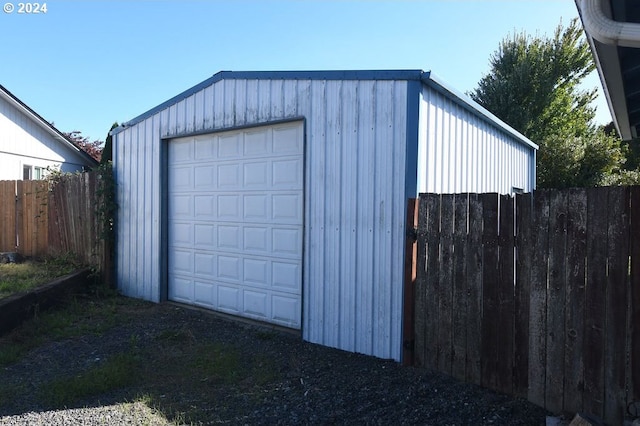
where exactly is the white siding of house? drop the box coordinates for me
[417,85,535,194]
[114,78,408,361]
[0,95,91,180]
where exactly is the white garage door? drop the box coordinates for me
[167,122,304,329]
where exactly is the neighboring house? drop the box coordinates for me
[0,84,98,181]
[111,69,538,362]
[575,0,640,140]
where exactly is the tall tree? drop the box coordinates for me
[470,18,635,188]
[64,130,103,162]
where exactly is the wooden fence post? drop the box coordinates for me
[403,198,418,366]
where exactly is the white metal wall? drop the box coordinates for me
[0,95,91,180]
[114,78,409,361]
[417,85,536,194]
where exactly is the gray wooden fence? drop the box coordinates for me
[413,187,639,425]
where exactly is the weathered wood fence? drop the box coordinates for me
[413,187,639,425]
[0,172,108,273]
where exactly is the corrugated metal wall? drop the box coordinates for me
[114,78,409,361]
[417,85,536,194]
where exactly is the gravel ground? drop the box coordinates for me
[0,299,550,425]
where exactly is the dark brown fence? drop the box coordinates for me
[0,173,108,272]
[413,187,639,425]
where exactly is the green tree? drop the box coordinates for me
[100,122,119,165]
[470,18,636,188]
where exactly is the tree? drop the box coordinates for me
[64,130,103,162]
[470,18,637,188]
[100,122,119,165]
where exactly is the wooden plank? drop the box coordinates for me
[15,180,24,255]
[528,190,550,408]
[465,193,483,386]
[437,194,455,375]
[423,194,441,370]
[545,189,568,415]
[481,192,499,390]
[0,181,16,251]
[497,194,515,395]
[451,194,468,381]
[402,198,418,366]
[414,195,429,367]
[583,187,608,419]
[603,186,629,426]
[631,186,640,405]
[514,192,532,397]
[563,188,587,415]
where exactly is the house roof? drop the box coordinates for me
[576,0,640,140]
[113,69,537,150]
[0,84,99,165]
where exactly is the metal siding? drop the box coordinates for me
[114,76,410,361]
[417,85,535,194]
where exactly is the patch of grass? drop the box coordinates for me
[0,295,150,369]
[40,351,140,406]
[190,343,242,384]
[0,254,84,299]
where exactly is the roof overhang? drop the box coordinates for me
[576,0,640,140]
[0,85,98,165]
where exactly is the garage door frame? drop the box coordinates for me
[160,117,306,329]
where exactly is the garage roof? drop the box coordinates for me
[114,70,537,150]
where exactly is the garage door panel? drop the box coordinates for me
[272,194,302,223]
[217,195,240,219]
[169,122,303,329]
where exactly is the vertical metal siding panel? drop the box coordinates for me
[122,128,133,296]
[144,117,153,301]
[306,80,327,345]
[213,82,224,128]
[203,85,214,129]
[271,79,284,119]
[223,80,236,127]
[339,81,358,352]
[390,81,407,360]
[135,123,145,299]
[246,80,259,123]
[185,95,195,134]
[284,80,298,116]
[258,80,271,123]
[235,80,247,125]
[194,89,204,132]
[324,80,341,349]
[354,80,375,356]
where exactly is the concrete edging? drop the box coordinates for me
[0,268,93,336]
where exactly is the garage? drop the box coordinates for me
[113,69,537,362]
[167,122,304,328]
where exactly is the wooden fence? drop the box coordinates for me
[413,187,639,425]
[0,172,108,273]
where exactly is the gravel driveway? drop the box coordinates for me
[0,298,549,425]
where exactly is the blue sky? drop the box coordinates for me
[1,0,608,142]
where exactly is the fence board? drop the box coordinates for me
[631,186,640,404]
[583,187,608,419]
[481,193,499,390]
[465,194,483,386]
[497,194,515,395]
[414,196,429,367]
[514,193,532,397]
[604,186,629,425]
[452,194,468,381]
[438,195,455,375]
[424,194,441,370]
[563,188,587,415]
[546,190,568,414]
[0,181,16,251]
